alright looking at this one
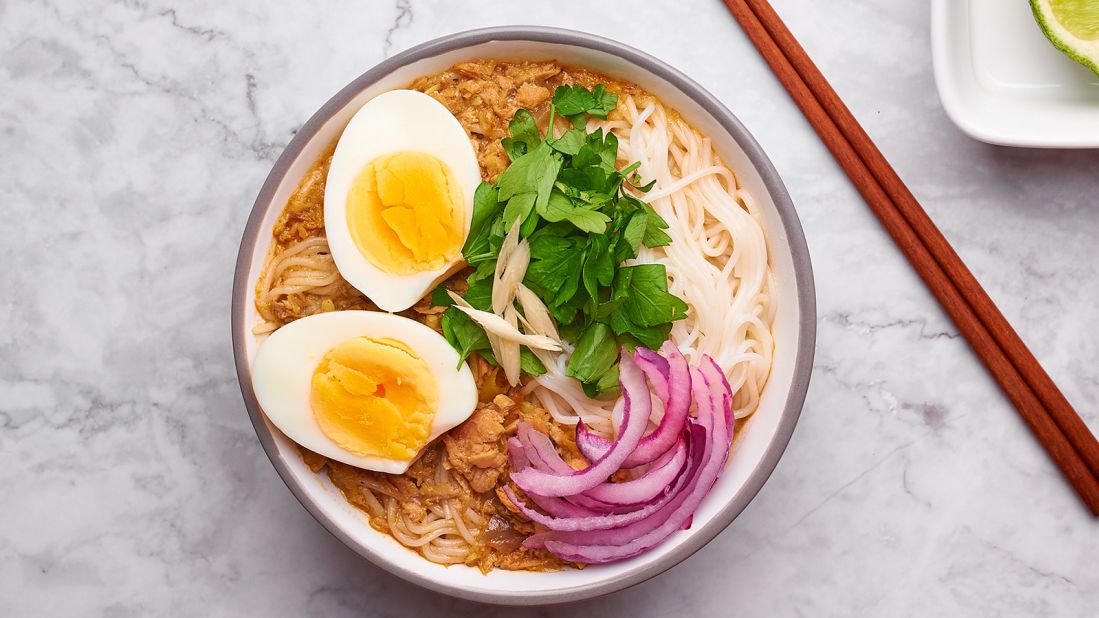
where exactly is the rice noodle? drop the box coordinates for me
[347,455,481,563]
[253,236,342,334]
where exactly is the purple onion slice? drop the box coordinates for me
[508,438,604,519]
[502,481,680,532]
[575,342,691,468]
[509,352,652,497]
[516,422,575,475]
[530,361,733,562]
[579,436,688,506]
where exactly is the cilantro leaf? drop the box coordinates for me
[616,211,647,261]
[525,248,582,307]
[430,284,454,308]
[501,109,540,161]
[571,129,619,172]
[551,85,596,116]
[529,224,578,253]
[467,259,496,285]
[540,190,574,221]
[618,322,673,350]
[550,128,585,156]
[581,234,613,309]
[463,182,503,264]
[502,193,537,232]
[549,291,587,324]
[520,347,547,376]
[562,208,611,235]
[551,84,619,118]
[566,322,618,385]
[558,166,609,192]
[616,264,688,327]
[496,141,561,228]
[629,198,672,248]
[539,190,611,234]
[590,295,627,321]
[464,278,493,312]
[441,308,490,368]
[588,84,619,118]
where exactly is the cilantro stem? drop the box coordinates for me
[547,106,556,140]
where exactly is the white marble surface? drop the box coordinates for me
[3,0,1098,615]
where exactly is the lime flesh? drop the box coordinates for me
[1049,0,1099,40]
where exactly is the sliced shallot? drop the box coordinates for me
[516,284,560,342]
[492,233,530,314]
[497,304,522,386]
[446,291,561,351]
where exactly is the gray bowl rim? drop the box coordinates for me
[231,24,816,607]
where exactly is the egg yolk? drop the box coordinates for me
[346,151,465,275]
[310,336,438,461]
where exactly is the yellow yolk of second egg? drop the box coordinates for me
[309,336,438,461]
[345,151,465,275]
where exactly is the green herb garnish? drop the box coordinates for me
[438,84,686,395]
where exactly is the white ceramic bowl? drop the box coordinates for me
[232,26,815,605]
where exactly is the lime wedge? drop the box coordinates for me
[1030,0,1099,77]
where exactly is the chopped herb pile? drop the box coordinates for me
[436,84,688,397]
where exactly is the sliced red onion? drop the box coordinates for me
[509,352,652,497]
[516,431,628,512]
[579,436,688,506]
[524,426,706,550]
[563,486,673,514]
[575,342,691,468]
[507,436,529,470]
[635,344,671,401]
[530,363,733,562]
[502,483,680,532]
[527,492,604,519]
[573,350,666,464]
[505,346,736,564]
[508,439,605,519]
[516,422,575,475]
[702,355,735,442]
[517,421,684,512]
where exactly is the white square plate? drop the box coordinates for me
[931,0,1099,148]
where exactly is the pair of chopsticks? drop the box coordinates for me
[721,0,1099,515]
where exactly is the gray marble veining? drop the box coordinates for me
[2,0,1097,616]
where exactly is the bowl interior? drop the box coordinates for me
[234,32,813,604]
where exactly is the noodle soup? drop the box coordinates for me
[251,60,777,573]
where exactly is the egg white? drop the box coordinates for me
[251,311,478,474]
[324,89,481,312]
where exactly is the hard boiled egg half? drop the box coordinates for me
[251,311,478,473]
[324,89,481,312]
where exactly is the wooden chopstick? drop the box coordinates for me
[739,0,1099,486]
[720,0,1099,515]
